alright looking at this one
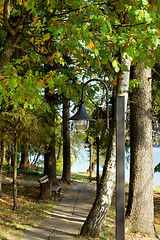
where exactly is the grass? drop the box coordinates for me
[0,168,160,240]
[71,172,96,182]
[0,168,95,240]
[0,183,57,240]
[155,184,160,193]
[154,185,160,238]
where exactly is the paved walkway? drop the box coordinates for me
[21,181,96,240]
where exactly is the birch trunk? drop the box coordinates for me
[80,57,131,237]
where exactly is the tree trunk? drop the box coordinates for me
[57,125,63,161]
[19,144,30,170]
[80,57,131,237]
[0,33,20,69]
[62,98,71,183]
[8,145,12,175]
[0,0,21,69]
[44,90,58,184]
[126,64,155,236]
[0,140,6,197]
[44,136,57,184]
[13,135,18,211]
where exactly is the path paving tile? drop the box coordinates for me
[21,181,95,240]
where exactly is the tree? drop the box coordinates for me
[19,144,30,170]
[13,133,18,210]
[61,97,71,183]
[0,106,49,206]
[44,90,58,184]
[126,64,156,236]
[44,138,57,184]
[0,140,6,197]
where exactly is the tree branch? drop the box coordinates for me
[22,33,50,56]
[15,45,31,54]
[3,0,16,36]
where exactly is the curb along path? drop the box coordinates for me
[21,181,96,240]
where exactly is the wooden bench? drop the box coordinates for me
[52,185,61,200]
[38,175,61,200]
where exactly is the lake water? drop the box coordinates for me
[71,147,160,187]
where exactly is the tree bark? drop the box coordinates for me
[126,64,155,236]
[13,135,18,210]
[19,144,30,170]
[8,145,13,175]
[57,125,63,161]
[0,140,6,197]
[62,98,71,183]
[80,57,131,237]
[0,34,20,69]
[44,136,57,184]
[44,90,57,185]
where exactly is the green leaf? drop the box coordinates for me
[14,101,19,108]
[24,102,28,108]
[15,59,22,64]
[48,26,55,32]
[35,71,39,76]
[72,1,79,9]
[152,35,160,47]
[142,0,149,6]
[0,84,3,92]
[112,59,120,73]
[48,78,55,89]
[94,48,99,57]
[9,79,18,90]
[36,82,43,90]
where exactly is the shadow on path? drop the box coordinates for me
[21,181,96,240]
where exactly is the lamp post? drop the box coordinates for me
[70,78,125,240]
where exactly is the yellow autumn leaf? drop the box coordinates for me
[48,53,55,61]
[52,18,57,25]
[18,0,22,5]
[32,16,38,26]
[24,55,28,61]
[43,33,50,41]
[86,40,96,50]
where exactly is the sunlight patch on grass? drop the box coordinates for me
[0,184,56,240]
[154,185,160,193]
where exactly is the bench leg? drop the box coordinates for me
[52,191,56,201]
[52,191,61,201]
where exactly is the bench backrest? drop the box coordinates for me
[38,175,49,184]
